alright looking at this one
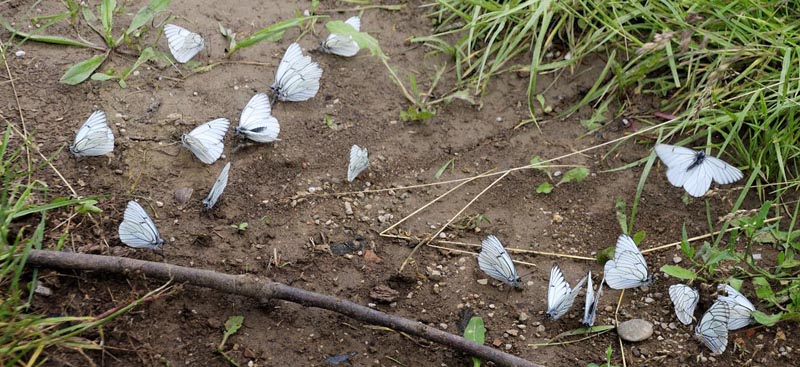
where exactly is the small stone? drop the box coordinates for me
[617,319,654,342]
[477,279,489,285]
[645,297,655,303]
[363,250,383,263]
[166,113,182,122]
[155,201,164,207]
[506,329,519,337]
[673,256,682,264]
[34,284,52,296]
[492,338,503,347]
[518,313,530,322]
[604,306,613,312]
[15,50,25,57]
[553,170,562,177]
[439,323,448,330]
[344,201,353,215]
[504,344,512,350]
[427,269,443,282]
[369,285,399,303]
[536,325,546,333]
[552,213,563,223]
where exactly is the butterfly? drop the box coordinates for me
[669,284,699,325]
[320,16,361,57]
[581,272,604,327]
[202,162,231,211]
[654,144,744,197]
[717,284,755,330]
[70,111,114,157]
[694,300,730,355]
[477,235,522,289]
[235,93,280,143]
[271,43,323,102]
[546,263,587,320]
[347,145,369,182]
[118,201,164,249]
[604,234,653,290]
[181,118,229,164]
[164,24,205,63]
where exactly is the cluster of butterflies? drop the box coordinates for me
[476,143,747,354]
[68,18,373,250]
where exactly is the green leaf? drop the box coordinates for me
[400,105,435,122]
[434,159,454,180]
[615,198,627,235]
[324,114,336,129]
[556,167,589,186]
[536,182,553,194]
[752,310,782,326]
[91,72,117,81]
[529,156,544,169]
[82,4,98,24]
[120,47,157,83]
[76,200,102,214]
[632,230,646,245]
[126,0,171,35]
[231,16,317,54]
[680,223,694,258]
[99,0,117,45]
[224,315,244,337]
[60,55,107,85]
[0,16,94,48]
[726,278,744,291]
[326,20,385,59]
[660,265,697,280]
[596,246,615,264]
[463,316,485,367]
[753,277,775,301]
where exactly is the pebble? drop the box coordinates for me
[427,269,443,282]
[535,325,546,333]
[617,319,653,342]
[518,313,529,322]
[506,329,519,337]
[673,256,682,264]
[644,297,655,303]
[477,279,488,285]
[34,284,52,296]
[15,50,25,57]
[344,201,353,215]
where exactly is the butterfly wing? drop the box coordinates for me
[272,43,323,102]
[118,201,164,249]
[694,300,730,355]
[704,156,744,185]
[718,285,755,330]
[669,284,699,325]
[347,145,370,182]
[70,111,114,156]
[344,16,361,31]
[237,93,280,143]
[164,24,204,63]
[546,264,586,319]
[477,235,521,288]
[183,118,229,164]
[604,234,651,289]
[202,162,231,211]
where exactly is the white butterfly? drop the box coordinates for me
[118,201,164,249]
[717,284,755,330]
[70,111,114,157]
[271,43,323,102]
[320,16,361,57]
[546,264,587,320]
[182,118,229,164]
[669,284,699,325]
[654,144,744,197]
[604,234,653,289]
[477,235,522,289]
[581,272,604,327]
[695,300,730,355]
[347,145,369,182]
[202,162,231,211]
[235,93,280,143]
[164,24,204,63]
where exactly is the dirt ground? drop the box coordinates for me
[2,1,796,366]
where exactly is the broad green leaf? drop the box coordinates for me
[660,265,697,280]
[632,230,646,244]
[596,246,615,264]
[463,316,485,367]
[224,315,244,337]
[126,0,171,35]
[753,277,775,301]
[400,106,435,122]
[76,200,102,214]
[326,20,384,59]
[82,4,98,24]
[231,16,317,53]
[99,0,116,45]
[752,310,782,326]
[557,167,589,185]
[0,16,94,48]
[536,182,552,194]
[60,55,107,85]
[434,159,454,180]
[726,278,743,291]
[529,156,543,168]
[91,72,117,81]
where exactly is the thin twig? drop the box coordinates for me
[0,38,32,180]
[24,250,541,367]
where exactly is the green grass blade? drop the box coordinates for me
[126,0,171,35]
[0,16,95,48]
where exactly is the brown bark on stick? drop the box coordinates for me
[25,250,542,367]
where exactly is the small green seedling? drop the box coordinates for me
[434,159,455,179]
[217,315,244,366]
[463,316,486,367]
[230,222,248,233]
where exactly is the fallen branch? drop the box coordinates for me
[25,250,542,367]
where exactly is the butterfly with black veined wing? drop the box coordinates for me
[546,263,587,320]
[604,234,653,290]
[581,271,604,327]
[202,162,231,211]
[118,201,164,249]
[348,145,369,182]
[70,111,114,157]
[695,300,730,355]
[477,235,522,289]
[164,24,205,63]
[181,118,229,164]
[320,16,362,57]
[271,43,323,102]
[717,284,755,330]
[669,284,699,325]
[235,93,280,143]
[654,144,744,197]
